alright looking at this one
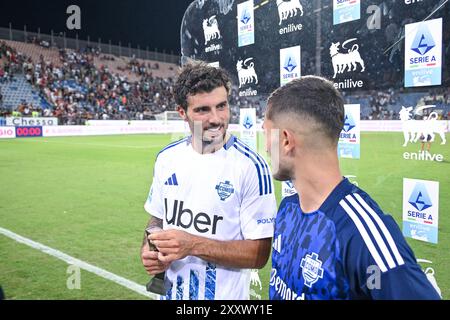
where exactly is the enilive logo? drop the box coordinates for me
[203,15,222,53]
[203,15,221,45]
[408,183,432,211]
[330,38,365,79]
[399,106,446,162]
[236,58,258,89]
[405,0,424,4]
[276,0,303,25]
[399,106,446,147]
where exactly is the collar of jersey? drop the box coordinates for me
[317,177,354,213]
[295,177,353,215]
[185,134,235,157]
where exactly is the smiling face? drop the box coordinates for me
[178,86,230,150]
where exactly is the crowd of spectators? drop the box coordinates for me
[367,89,399,120]
[0,40,267,124]
[0,40,181,124]
[347,87,450,121]
[1,30,448,124]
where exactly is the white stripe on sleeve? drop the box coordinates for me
[353,193,405,266]
[340,199,388,272]
[346,195,396,269]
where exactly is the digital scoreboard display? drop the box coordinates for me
[15,126,43,138]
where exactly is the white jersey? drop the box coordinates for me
[144,135,277,300]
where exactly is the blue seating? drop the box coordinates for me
[0,75,50,110]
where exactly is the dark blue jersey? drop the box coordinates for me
[269,178,441,300]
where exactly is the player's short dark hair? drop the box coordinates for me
[267,75,345,143]
[174,62,232,110]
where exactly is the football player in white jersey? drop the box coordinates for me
[140,62,277,300]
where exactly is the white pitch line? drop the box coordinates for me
[0,226,158,299]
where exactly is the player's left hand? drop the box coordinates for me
[149,229,195,263]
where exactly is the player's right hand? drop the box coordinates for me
[141,242,170,275]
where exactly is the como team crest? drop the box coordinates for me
[300,252,324,288]
[215,181,235,201]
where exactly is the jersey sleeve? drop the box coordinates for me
[144,156,165,219]
[239,157,277,240]
[340,194,441,300]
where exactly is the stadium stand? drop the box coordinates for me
[0,74,44,110]
[344,88,450,120]
[1,37,448,124]
[0,39,180,124]
[0,39,268,124]
[0,41,265,125]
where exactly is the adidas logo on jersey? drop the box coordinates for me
[164,199,224,235]
[164,173,178,186]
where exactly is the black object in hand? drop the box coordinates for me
[145,226,167,295]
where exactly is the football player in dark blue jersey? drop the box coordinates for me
[263,76,441,300]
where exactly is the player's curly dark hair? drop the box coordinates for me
[174,61,232,110]
[267,75,345,143]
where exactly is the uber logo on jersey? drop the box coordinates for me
[164,199,223,235]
